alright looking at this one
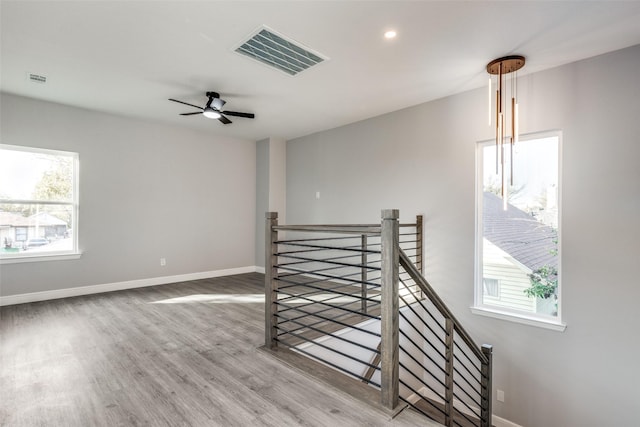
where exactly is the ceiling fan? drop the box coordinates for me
[168,92,255,125]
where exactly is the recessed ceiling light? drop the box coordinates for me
[384,30,397,39]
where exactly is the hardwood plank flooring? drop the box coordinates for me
[1,273,440,426]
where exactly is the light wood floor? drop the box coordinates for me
[0,273,439,426]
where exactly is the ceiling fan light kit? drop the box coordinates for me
[168,91,255,125]
[203,107,221,119]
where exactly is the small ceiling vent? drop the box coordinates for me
[29,73,47,83]
[235,26,327,76]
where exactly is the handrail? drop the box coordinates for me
[399,249,488,364]
[273,223,417,234]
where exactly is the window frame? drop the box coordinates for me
[0,144,81,264]
[472,130,565,331]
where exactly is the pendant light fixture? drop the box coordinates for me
[487,55,525,208]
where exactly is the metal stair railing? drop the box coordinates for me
[397,248,492,427]
[264,210,492,427]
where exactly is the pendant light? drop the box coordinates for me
[487,55,525,207]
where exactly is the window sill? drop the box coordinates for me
[0,252,82,265]
[470,306,566,332]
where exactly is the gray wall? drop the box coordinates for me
[254,137,286,269]
[287,45,640,427]
[255,138,270,268]
[0,93,256,296]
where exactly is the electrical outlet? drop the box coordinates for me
[315,191,320,199]
[497,389,505,402]
[160,258,166,266]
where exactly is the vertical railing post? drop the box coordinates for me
[481,344,493,427]
[265,212,279,349]
[380,209,400,410]
[361,234,368,314]
[444,319,454,427]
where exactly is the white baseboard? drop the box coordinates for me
[491,414,524,427]
[0,265,261,306]
[255,266,266,274]
[415,387,523,427]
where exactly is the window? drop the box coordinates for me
[0,145,79,261]
[482,278,500,298]
[474,132,563,329]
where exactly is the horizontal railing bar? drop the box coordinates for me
[453,342,483,380]
[276,241,382,255]
[276,289,378,310]
[277,281,381,305]
[398,329,447,378]
[276,244,382,255]
[274,300,381,335]
[275,265,382,287]
[275,302,379,336]
[276,264,374,280]
[277,254,382,272]
[275,315,380,355]
[277,276,375,293]
[276,288,381,308]
[399,239,419,244]
[277,250,380,264]
[398,380,448,418]
[275,247,346,256]
[273,334,377,374]
[449,391,481,426]
[399,249,488,364]
[398,366,448,414]
[452,385,482,416]
[398,307,447,359]
[274,339,381,388]
[275,305,380,337]
[276,287,372,309]
[453,352,482,386]
[276,275,381,293]
[399,277,447,334]
[275,255,382,271]
[274,327,378,372]
[279,246,382,258]
[275,235,360,243]
[452,368,482,403]
[276,291,380,320]
[276,298,379,330]
[452,365,481,395]
[276,258,382,272]
[276,269,382,288]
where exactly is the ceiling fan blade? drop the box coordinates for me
[218,115,232,125]
[222,111,255,119]
[169,98,203,110]
[180,112,203,116]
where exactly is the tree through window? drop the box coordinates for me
[0,145,79,259]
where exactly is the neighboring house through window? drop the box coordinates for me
[0,144,79,260]
[474,132,563,329]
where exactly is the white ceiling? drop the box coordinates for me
[2,1,640,142]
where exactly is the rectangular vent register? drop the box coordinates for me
[235,26,327,76]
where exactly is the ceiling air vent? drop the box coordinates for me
[235,26,327,76]
[29,73,47,83]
